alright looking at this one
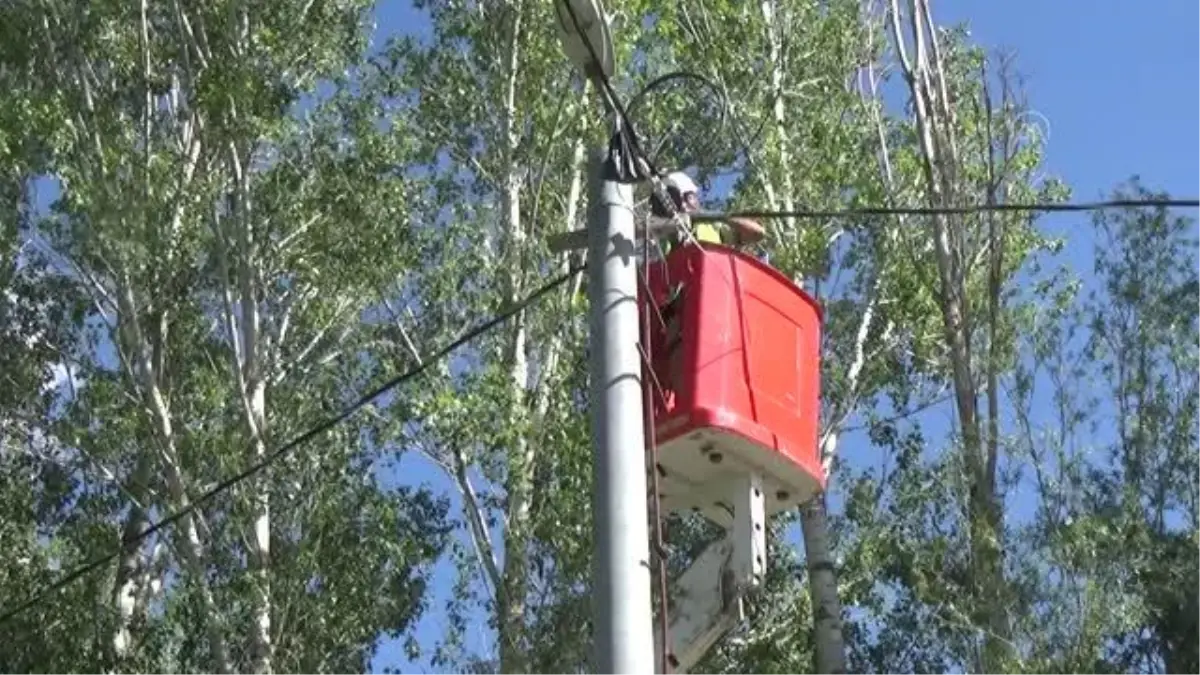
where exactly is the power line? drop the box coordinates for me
[0,263,585,627]
[553,3,1199,234]
[698,198,1200,222]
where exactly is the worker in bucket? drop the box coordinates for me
[648,172,768,404]
[576,171,769,310]
[656,171,766,252]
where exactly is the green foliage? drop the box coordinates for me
[0,0,449,671]
[1,0,1194,673]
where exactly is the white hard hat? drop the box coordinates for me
[664,171,700,196]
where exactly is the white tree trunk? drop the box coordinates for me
[115,281,233,673]
[760,0,794,227]
[231,149,273,674]
[496,5,531,671]
[388,307,506,596]
[110,454,159,668]
[800,270,879,675]
[246,376,272,675]
[111,496,148,665]
[886,1,1009,669]
[427,125,585,666]
[111,533,166,672]
[757,1,849,666]
[790,29,909,663]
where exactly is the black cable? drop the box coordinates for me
[559,7,1198,232]
[555,0,694,239]
[626,71,725,125]
[692,198,1200,222]
[625,70,745,177]
[556,0,657,183]
[0,263,585,627]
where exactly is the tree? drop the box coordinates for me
[0,1,449,671]
[619,1,894,670]
[1007,182,1197,673]
[366,1,599,670]
[380,0,1070,671]
[5,2,1191,673]
[829,0,1078,671]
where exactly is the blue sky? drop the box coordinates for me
[367,0,1198,671]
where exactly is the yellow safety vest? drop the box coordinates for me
[694,222,723,244]
[666,222,724,253]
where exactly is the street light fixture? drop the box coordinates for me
[553,0,615,80]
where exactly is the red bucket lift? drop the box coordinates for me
[640,242,824,672]
[642,243,825,518]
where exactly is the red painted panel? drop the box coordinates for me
[640,243,823,490]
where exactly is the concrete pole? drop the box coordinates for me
[586,148,656,674]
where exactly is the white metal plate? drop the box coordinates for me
[652,428,823,521]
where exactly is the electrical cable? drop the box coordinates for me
[623,68,767,190]
[556,0,663,190]
[627,71,725,124]
[625,70,731,169]
[562,7,1198,232]
[698,198,1200,222]
[639,213,674,674]
[563,7,1196,673]
[556,0,721,287]
[556,0,643,164]
[556,1,732,271]
[0,263,586,627]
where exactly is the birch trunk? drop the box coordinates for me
[759,0,793,226]
[226,142,273,674]
[753,0,849,666]
[886,1,1009,668]
[109,454,156,669]
[496,5,531,671]
[799,271,880,675]
[754,0,851,665]
[110,475,149,668]
[114,280,232,673]
[799,494,845,673]
[793,10,919,665]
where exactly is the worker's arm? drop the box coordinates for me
[725,217,765,246]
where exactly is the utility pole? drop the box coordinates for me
[553,6,826,673]
[553,2,656,671]
[585,148,656,674]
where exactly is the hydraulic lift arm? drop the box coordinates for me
[655,472,767,673]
